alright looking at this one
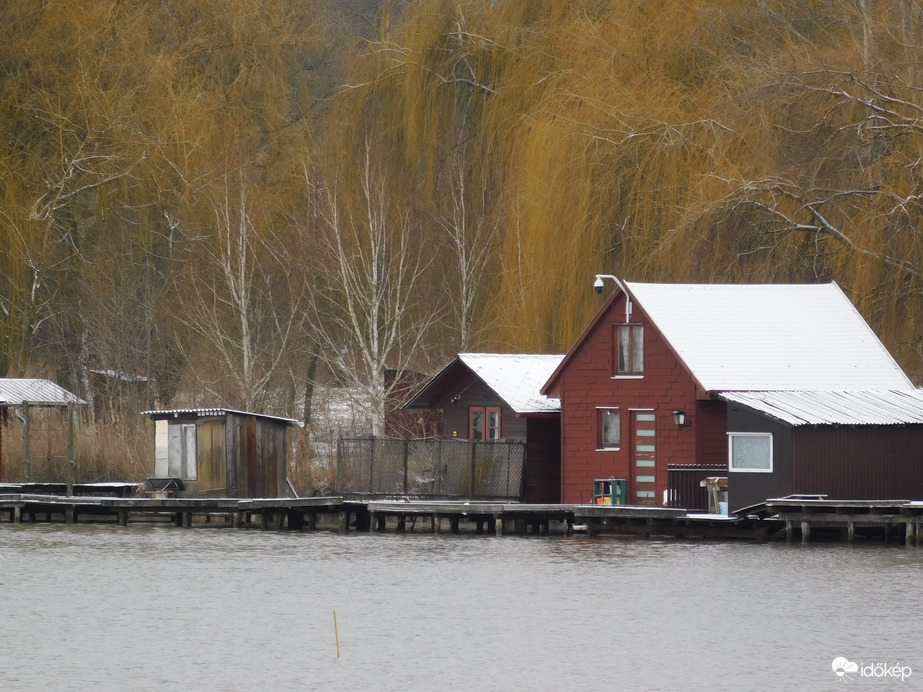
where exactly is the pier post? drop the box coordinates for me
[183,512,193,528]
[432,514,440,534]
[374,513,385,532]
[305,512,317,532]
[337,510,349,534]
[801,521,811,543]
[906,519,916,546]
[785,519,793,542]
[847,521,855,543]
[119,510,129,527]
[494,514,503,536]
[65,507,74,524]
[450,517,460,534]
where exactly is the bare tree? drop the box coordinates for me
[434,165,497,351]
[175,173,306,412]
[308,143,440,436]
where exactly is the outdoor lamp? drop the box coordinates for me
[672,409,687,427]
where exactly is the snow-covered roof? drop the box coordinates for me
[142,408,303,426]
[624,282,912,392]
[457,353,564,414]
[721,390,923,426]
[407,353,564,414]
[0,378,85,406]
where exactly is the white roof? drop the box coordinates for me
[0,378,84,406]
[721,390,923,426]
[625,282,912,392]
[458,353,564,414]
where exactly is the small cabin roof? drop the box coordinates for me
[406,353,564,415]
[142,408,303,426]
[721,389,923,426]
[0,378,85,406]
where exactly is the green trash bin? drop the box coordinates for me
[593,478,628,505]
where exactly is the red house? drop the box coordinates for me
[541,281,914,506]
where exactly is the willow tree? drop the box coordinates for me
[328,0,923,382]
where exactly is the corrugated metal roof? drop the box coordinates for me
[721,390,923,426]
[0,378,84,406]
[458,353,564,414]
[142,408,303,426]
[625,282,913,392]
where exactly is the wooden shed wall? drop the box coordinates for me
[725,405,794,512]
[523,417,561,503]
[225,413,287,498]
[792,425,923,501]
[196,418,227,496]
[439,378,528,441]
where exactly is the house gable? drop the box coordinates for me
[544,280,915,506]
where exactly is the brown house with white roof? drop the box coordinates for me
[404,353,564,503]
[541,281,915,506]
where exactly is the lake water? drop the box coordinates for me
[1,524,920,691]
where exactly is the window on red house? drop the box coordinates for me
[597,408,621,449]
[614,324,644,375]
[470,406,501,440]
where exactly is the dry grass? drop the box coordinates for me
[1,410,150,483]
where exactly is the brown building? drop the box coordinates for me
[404,353,564,503]
[722,390,923,512]
[144,408,302,498]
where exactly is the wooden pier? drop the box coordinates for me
[739,497,923,545]
[0,487,921,544]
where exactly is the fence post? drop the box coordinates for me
[403,438,409,494]
[335,438,342,493]
[470,440,477,496]
[369,435,375,495]
[66,402,75,496]
[22,404,30,482]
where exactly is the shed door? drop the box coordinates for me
[632,412,657,505]
[167,423,197,480]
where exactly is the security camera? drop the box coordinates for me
[593,276,604,294]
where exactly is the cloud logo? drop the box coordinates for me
[832,657,859,681]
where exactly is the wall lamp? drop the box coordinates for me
[594,274,632,322]
[672,409,688,428]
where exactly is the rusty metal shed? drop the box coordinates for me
[143,408,303,498]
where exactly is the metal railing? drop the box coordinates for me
[336,437,526,500]
[666,464,727,510]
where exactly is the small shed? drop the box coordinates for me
[404,353,564,503]
[0,378,85,484]
[721,390,923,512]
[143,408,303,498]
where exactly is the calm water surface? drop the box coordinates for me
[1,524,920,691]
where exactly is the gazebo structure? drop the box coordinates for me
[0,378,85,489]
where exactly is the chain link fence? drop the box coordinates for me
[336,437,526,500]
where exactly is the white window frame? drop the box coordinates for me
[728,432,773,473]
